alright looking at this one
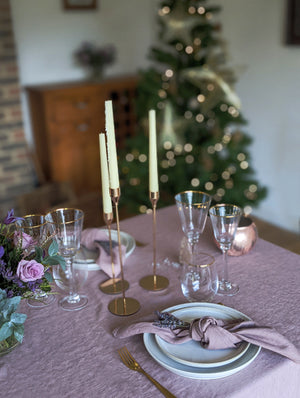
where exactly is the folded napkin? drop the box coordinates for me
[81,229,126,278]
[113,311,300,363]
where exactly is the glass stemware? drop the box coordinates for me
[175,190,212,258]
[52,245,88,304]
[209,204,242,296]
[18,214,56,308]
[45,208,88,311]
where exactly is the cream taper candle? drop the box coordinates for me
[105,100,119,189]
[99,133,112,214]
[149,109,159,192]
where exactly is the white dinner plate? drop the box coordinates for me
[76,229,136,270]
[155,305,250,368]
[143,303,261,379]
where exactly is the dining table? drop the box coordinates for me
[1,205,299,398]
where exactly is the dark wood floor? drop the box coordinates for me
[251,216,299,255]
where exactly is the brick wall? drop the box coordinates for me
[0,0,36,217]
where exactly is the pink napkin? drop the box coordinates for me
[113,311,300,363]
[81,229,126,278]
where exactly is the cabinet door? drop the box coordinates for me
[48,119,101,195]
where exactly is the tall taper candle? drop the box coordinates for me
[99,133,112,214]
[149,109,159,192]
[105,100,119,189]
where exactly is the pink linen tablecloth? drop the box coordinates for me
[1,205,299,398]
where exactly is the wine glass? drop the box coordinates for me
[18,214,56,308]
[209,204,242,296]
[180,251,218,302]
[175,191,212,258]
[52,245,88,304]
[45,208,88,311]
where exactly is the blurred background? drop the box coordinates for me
[0,0,299,250]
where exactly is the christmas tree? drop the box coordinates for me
[119,0,267,215]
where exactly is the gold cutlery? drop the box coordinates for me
[118,346,177,398]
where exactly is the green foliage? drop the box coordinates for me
[119,0,267,214]
[0,289,27,343]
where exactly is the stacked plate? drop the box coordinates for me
[143,302,261,379]
[76,230,136,270]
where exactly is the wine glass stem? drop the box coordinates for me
[65,257,77,300]
[222,249,229,283]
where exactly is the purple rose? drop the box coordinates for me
[13,231,36,249]
[17,259,44,282]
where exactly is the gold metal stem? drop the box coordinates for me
[110,189,125,301]
[104,212,116,281]
[99,203,129,295]
[139,192,169,291]
[108,188,140,316]
[150,191,159,278]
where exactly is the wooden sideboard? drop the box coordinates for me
[26,75,138,195]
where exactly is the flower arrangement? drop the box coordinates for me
[0,210,65,348]
[0,289,26,350]
[73,41,116,80]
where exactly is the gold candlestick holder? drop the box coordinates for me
[99,212,129,295]
[107,188,140,316]
[139,192,169,291]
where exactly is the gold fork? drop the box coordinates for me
[118,346,177,398]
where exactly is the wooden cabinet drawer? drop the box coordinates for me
[48,93,100,123]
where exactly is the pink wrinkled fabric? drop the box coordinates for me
[81,229,126,278]
[17,259,44,282]
[113,315,300,363]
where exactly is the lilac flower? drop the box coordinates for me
[3,209,23,225]
[0,246,4,258]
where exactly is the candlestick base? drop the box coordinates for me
[108,297,140,316]
[139,275,169,291]
[99,278,129,295]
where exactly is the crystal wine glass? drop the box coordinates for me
[18,214,56,308]
[52,245,88,305]
[175,191,212,257]
[45,208,88,311]
[209,204,242,296]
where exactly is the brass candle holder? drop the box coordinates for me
[107,188,140,316]
[139,192,169,291]
[99,212,129,295]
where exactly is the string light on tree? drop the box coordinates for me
[118,0,267,215]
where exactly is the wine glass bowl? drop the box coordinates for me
[45,208,88,311]
[18,214,56,308]
[53,246,88,295]
[175,190,212,254]
[209,204,242,296]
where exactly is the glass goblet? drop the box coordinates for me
[45,208,88,311]
[18,214,56,308]
[181,251,218,303]
[52,245,88,303]
[209,204,242,296]
[175,190,212,257]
